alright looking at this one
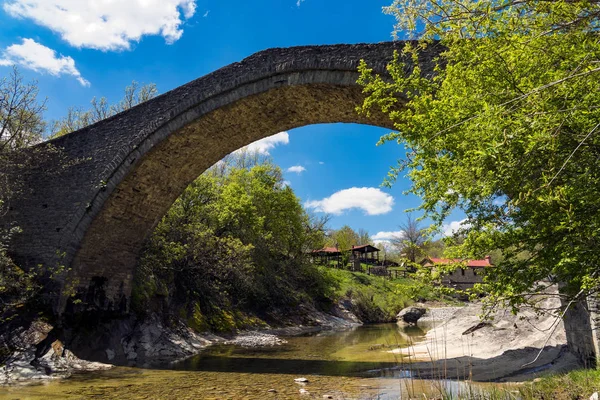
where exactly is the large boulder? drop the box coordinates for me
[397,306,427,324]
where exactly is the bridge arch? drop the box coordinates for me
[4,42,440,312]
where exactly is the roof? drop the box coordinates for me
[349,244,380,253]
[311,247,341,254]
[424,256,493,268]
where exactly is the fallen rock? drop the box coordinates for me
[590,392,598,400]
[397,306,427,324]
[294,377,309,383]
[299,388,310,395]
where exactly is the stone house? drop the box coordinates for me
[420,256,493,290]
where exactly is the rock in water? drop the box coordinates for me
[397,306,427,324]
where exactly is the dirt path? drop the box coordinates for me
[393,299,581,382]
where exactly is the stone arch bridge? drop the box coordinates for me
[3,41,441,313]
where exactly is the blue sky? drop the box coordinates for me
[0,0,466,243]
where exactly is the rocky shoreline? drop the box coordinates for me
[0,302,361,385]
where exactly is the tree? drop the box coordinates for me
[135,153,332,329]
[0,66,46,153]
[391,214,428,263]
[0,67,49,327]
[327,225,359,251]
[359,0,600,310]
[50,81,157,137]
[326,225,359,266]
[358,228,371,246]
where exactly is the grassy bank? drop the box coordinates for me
[517,368,600,399]
[318,266,438,323]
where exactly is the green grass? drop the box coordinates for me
[318,266,439,322]
[514,368,600,399]
[422,368,600,399]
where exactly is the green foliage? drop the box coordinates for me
[326,225,360,265]
[517,368,600,399]
[133,155,331,331]
[320,267,436,322]
[0,227,63,325]
[360,0,600,311]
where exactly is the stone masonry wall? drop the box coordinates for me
[0,42,442,313]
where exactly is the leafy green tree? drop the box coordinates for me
[135,153,332,330]
[359,0,600,310]
[327,225,359,251]
[326,225,360,266]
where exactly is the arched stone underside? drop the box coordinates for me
[3,42,441,312]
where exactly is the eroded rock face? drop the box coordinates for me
[397,306,427,324]
[66,314,219,367]
[0,320,110,384]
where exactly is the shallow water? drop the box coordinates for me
[0,323,518,399]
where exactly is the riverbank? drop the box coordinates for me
[0,323,471,400]
[394,299,581,382]
[0,300,362,385]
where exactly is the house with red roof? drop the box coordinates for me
[420,256,493,289]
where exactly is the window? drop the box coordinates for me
[473,269,477,276]
[461,269,465,276]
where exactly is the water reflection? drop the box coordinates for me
[170,323,428,377]
[0,323,520,400]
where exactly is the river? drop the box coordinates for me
[0,323,518,399]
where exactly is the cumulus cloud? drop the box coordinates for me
[241,131,289,155]
[372,230,404,241]
[305,187,394,216]
[442,219,472,236]
[287,165,306,174]
[0,39,89,86]
[3,0,197,51]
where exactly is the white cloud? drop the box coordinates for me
[372,230,404,241]
[296,0,305,6]
[0,39,89,86]
[203,10,209,17]
[442,219,471,237]
[305,187,395,216]
[3,0,197,51]
[287,165,306,174]
[373,240,394,252]
[319,161,325,165]
[239,131,289,155]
